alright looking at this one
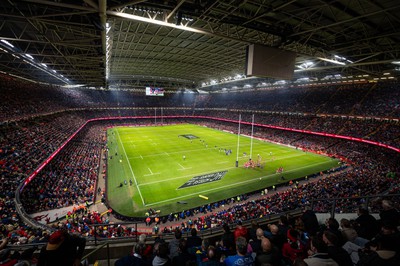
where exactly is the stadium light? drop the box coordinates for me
[0,39,14,48]
[317,57,346,65]
[107,10,208,35]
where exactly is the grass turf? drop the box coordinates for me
[106,124,339,217]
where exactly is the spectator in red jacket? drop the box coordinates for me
[233,221,248,242]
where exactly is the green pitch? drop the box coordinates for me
[107,124,339,217]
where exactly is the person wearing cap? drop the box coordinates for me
[37,229,86,266]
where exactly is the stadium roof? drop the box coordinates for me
[0,0,399,91]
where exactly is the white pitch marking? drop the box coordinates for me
[144,172,161,177]
[178,167,192,171]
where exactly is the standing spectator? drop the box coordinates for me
[248,228,264,255]
[168,229,182,259]
[138,234,153,264]
[248,221,260,241]
[266,224,286,251]
[37,230,86,266]
[234,221,248,242]
[301,206,319,236]
[197,246,222,266]
[282,229,307,264]
[171,239,192,266]
[152,242,171,266]
[186,228,202,250]
[115,242,146,266]
[224,237,254,266]
[379,200,400,227]
[254,237,281,266]
[220,224,235,256]
[355,207,379,240]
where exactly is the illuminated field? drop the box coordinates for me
[107,124,339,217]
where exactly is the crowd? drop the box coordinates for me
[0,78,399,266]
[111,201,400,266]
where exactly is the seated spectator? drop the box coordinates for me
[322,230,353,266]
[223,237,254,266]
[324,218,345,246]
[304,236,338,266]
[357,235,400,266]
[37,229,86,266]
[340,218,358,243]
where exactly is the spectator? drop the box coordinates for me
[324,218,345,247]
[355,207,379,240]
[301,206,319,236]
[322,230,353,266]
[171,239,193,266]
[266,224,286,251]
[223,237,254,266]
[168,229,182,259]
[233,221,248,242]
[220,224,235,256]
[248,228,264,255]
[282,229,306,264]
[37,229,86,266]
[379,200,400,227]
[115,242,146,266]
[186,228,202,250]
[197,246,222,266]
[304,236,338,266]
[152,242,171,266]
[357,235,400,266]
[138,234,153,264]
[340,218,358,243]
[254,237,281,266]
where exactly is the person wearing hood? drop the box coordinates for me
[152,242,171,266]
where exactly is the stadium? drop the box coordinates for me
[0,1,399,266]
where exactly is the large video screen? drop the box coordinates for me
[145,87,165,96]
